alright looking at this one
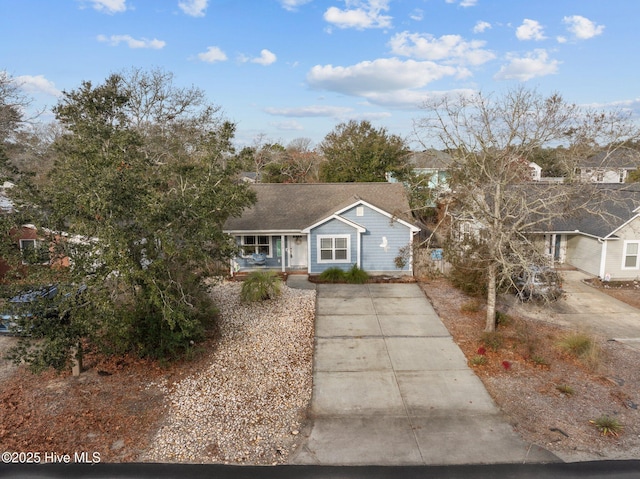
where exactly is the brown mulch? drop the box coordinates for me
[419,277,640,462]
[0,341,216,462]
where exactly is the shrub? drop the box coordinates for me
[318,267,346,283]
[481,331,503,352]
[241,271,283,302]
[495,310,512,327]
[530,355,549,367]
[590,416,623,437]
[557,332,601,370]
[556,384,574,396]
[345,264,369,284]
[469,355,487,366]
[461,300,482,314]
[558,332,593,356]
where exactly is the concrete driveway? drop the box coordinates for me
[290,283,556,466]
[504,270,640,350]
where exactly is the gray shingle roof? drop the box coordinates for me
[407,149,453,169]
[224,182,415,232]
[546,184,640,238]
[580,147,640,169]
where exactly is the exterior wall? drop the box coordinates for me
[578,168,626,183]
[565,234,602,276]
[233,235,285,270]
[341,205,413,274]
[602,219,640,280]
[308,219,358,274]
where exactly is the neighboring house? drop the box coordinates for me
[533,184,640,280]
[223,183,420,275]
[239,172,260,183]
[388,149,453,192]
[0,224,69,279]
[529,162,542,182]
[444,183,640,281]
[575,148,640,184]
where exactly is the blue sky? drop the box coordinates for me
[1,0,638,148]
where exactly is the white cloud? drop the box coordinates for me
[251,49,277,66]
[445,0,477,7]
[97,34,166,49]
[389,32,495,66]
[473,21,491,33]
[364,88,476,109]
[16,75,61,97]
[323,0,392,30]
[494,49,560,81]
[265,105,354,117]
[178,0,208,17]
[410,9,424,21]
[563,15,604,40]
[307,58,458,97]
[197,46,228,63]
[85,0,127,14]
[582,98,640,117]
[279,0,312,11]
[516,19,546,41]
[271,120,305,131]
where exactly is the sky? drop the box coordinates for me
[1,0,639,149]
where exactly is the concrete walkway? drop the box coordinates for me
[291,283,557,466]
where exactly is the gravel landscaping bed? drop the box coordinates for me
[141,281,316,464]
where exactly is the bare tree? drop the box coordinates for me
[414,87,640,331]
[262,137,322,183]
[118,67,229,165]
[0,71,36,144]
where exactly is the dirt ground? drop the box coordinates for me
[1,277,639,463]
[420,277,640,462]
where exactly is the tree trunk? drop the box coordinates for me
[485,262,497,332]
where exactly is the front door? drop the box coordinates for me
[288,235,308,269]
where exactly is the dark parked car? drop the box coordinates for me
[0,284,85,335]
[514,266,564,301]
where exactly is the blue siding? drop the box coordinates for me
[309,219,358,274]
[307,205,414,274]
[341,205,412,273]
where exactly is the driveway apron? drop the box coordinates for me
[506,270,640,351]
[291,283,557,466]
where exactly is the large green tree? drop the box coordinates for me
[7,72,255,370]
[318,120,409,182]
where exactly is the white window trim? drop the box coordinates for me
[19,239,49,265]
[317,234,351,264]
[239,235,272,258]
[622,240,640,270]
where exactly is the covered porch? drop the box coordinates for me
[230,233,309,274]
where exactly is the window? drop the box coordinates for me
[241,235,271,257]
[623,241,639,269]
[318,235,350,263]
[19,239,49,265]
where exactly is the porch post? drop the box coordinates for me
[599,239,607,279]
[281,234,286,273]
